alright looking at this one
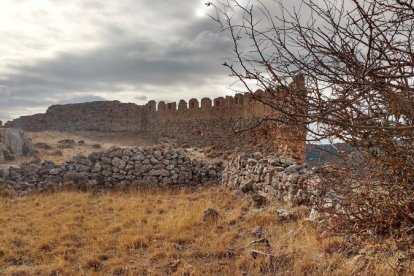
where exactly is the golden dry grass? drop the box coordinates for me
[0,185,401,275]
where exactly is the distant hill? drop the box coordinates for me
[306,143,352,166]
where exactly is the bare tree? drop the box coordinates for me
[209,0,414,240]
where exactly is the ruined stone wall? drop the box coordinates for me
[6,101,148,132]
[146,76,307,161]
[5,77,307,161]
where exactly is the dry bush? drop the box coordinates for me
[317,151,414,238]
[210,0,414,245]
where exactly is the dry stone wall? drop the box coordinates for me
[5,77,307,161]
[0,145,222,195]
[222,152,321,206]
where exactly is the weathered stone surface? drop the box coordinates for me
[150,157,159,165]
[285,165,304,174]
[0,128,34,161]
[101,157,112,164]
[57,139,75,149]
[306,208,321,222]
[240,179,254,193]
[63,171,85,183]
[123,149,133,157]
[153,150,162,159]
[148,169,169,177]
[276,209,297,223]
[131,153,145,161]
[222,152,321,206]
[111,157,126,169]
[49,168,62,175]
[251,193,267,207]
[252,226,266,238]
[0,143,6,161]
[203,208,219,221]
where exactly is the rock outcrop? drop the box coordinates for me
[0,128,34,161]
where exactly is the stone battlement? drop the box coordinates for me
[5,76,307,161]
[147,93,259,112]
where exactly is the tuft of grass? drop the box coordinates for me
[0,186,404,275]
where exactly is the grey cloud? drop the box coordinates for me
[0,98,55,108]
[1,30,230,99]
[135,95,148,101]
[182,17,221,39]
[57,95,107,105]
[0,94,107,122]
[0,0,237,122]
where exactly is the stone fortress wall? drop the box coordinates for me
[6,101,148,132]
[5,76,307,161]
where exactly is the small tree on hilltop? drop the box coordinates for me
[209,0,414,241]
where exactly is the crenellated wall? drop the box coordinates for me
[5,77,307,161]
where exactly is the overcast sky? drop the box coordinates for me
[0,0,246,122]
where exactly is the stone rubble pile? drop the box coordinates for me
[221,152,321,206]
[0,145,222,195]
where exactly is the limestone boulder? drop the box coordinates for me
[0,143,6,161]
[0,128,34,161]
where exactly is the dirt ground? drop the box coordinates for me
[0,131,158,172]
[28,131,158,163]
[0,131,225,170]
[13,131,156,164]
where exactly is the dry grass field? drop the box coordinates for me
[0,185,401,275]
